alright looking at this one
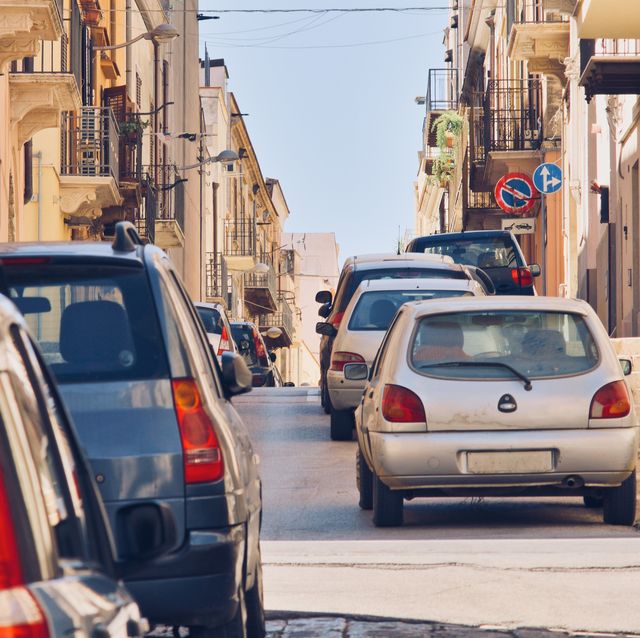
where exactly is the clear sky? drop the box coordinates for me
[199,1,448,266]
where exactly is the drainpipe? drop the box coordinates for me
[125,0,132,96]
[34,151,42,241]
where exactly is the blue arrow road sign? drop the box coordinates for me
[533,162,563,194]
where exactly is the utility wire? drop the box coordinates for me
[99,6,449,13]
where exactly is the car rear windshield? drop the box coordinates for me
[348,290,472,331]
[410,310,598,380]
[412,237,523,270]
[197,306,223,335]
[4,264,169,384]
[335,267,467,313]
[231,324,268,367]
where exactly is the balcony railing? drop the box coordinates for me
[507,0,569,30]
[579,39,640,101]
[224,219,256,258]
[244,257,277,293]
[135,175,156,243]
[466,189,500,211]
[425,68,459,114]
[206,253,230,301]
[61,107,119,183]
[259,296,294,345]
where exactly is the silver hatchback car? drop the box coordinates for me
[355,296,639,527]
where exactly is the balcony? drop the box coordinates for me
[579,39,640,102]
[0,0,64,69]
[244,256,277,315]
[134,174,156,244]
[223,219,257,271]
[507,0,571,74]
[9,20,82,145]
[423,68,459,149]
[469,79,543,191]
[259,296,294,348]
[576,0,640,39]
[152,165,184,248]
[205,253,231,307]
[59,107,121,222]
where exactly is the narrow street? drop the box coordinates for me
[235,388,640,635]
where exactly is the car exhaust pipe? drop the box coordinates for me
[562,475,584,489]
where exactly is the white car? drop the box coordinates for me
[194,302,237,362]
[354,296,639,527]
[321,278,485,440]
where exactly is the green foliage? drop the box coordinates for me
[429,111,463,186]
[431,111,464,149]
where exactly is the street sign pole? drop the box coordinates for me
[540,193,546,296]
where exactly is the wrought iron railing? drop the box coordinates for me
[136,164,182,233]
[135,174,156,243]
[118,112,145,183]
[61,107,119,183]
[244,256,277,302]
[425,68,459,113]
[205,252,230,300]
[470,79,543,165]
[467,189,500,210]
[507,0,569,30]
[580,39,640,75]
[259,296,294,339]
[224,218,256,257]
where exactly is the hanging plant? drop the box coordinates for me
[431,111,464,150]
[431,152,456,187]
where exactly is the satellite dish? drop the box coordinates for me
[265,327,282,339]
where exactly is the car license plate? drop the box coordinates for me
[466,451,553,474]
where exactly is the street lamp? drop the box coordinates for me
[93,23,179,51]
[178,149,240,171]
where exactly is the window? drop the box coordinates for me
[197,307,223,335]
[418,237,522,269]
[5,264,169,384]
[348,289,472,332]
[411,311,599,380]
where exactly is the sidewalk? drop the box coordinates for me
[266,614,640,637]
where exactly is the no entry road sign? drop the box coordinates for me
[494,173,537,215]
[533,162,563,195]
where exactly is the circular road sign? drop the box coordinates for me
[533,162,563,195]
[494,173,537,215]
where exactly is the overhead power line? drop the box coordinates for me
[102,6,449,13]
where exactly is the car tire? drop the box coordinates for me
[245,551,266,638]
[330,408,353,441]
[603,470,637,526]
[356,447,373,510]
[190,587,247,638]
[372,475,403,527]
[583,494,604,509]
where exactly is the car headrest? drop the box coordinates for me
[420,320,464,349]
[522,329,566,357]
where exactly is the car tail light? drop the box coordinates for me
[0,257,50,266]
[590,381,631,419]
[382,384,426,423]
[252,327,267,362]
[172,379,224,483]
[0,470,50,638]
[330,311,345,329]
[252,374,267,387]
[217,325,231,357]
[330,351,365,372]
[511,267,533,288]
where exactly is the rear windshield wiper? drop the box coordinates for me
[417,361,532,391]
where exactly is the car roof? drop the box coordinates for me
[343,253,460,271]
[354,278,481,294]
[410,230,513,242]
[404,295,593,318]
[0,240,153,265]
[195,302,225,312]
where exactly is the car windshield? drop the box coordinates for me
[418,237,521,269]
[4,264,169,384]
[410,310,599,380]
[231,324,268,367]
[348,290,472,331]
[197,306,223,335]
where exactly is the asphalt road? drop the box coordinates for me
[234,388,640,634]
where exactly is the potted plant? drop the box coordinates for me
[119,119,149,144]
[432,111,464,149]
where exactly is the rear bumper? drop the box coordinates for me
[367,426,639,490]
[327,370,365,410]
[123,526,245,627]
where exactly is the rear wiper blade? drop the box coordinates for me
[417,361,532,391]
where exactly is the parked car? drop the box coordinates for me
[0,293,162,638]
[0,223,265,638]
[355,296,639,527]
[318,278,485,440]
[231,320,278,387]
[315,252,495,414]
[405,230,540,295]
[195,301,237,362]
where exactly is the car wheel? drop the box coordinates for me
[372,475,403,527]
[356,447,373,510]
[330,408,353,441]
[245,551,266,638]
[190,587,247,638]
[603,470,637,526]
[583,494,604,508]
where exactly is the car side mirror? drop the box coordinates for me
[316,321,337,337]
[269,351,277,363]
[472,267,496,295]
[344,363,368,381]
[221,352,253,397]
[116,502,178,562]
[316,290,332,304]
[530,263,541,277]
[318,303,331,319]
[620,358,633,376]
